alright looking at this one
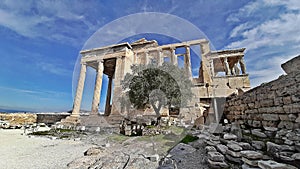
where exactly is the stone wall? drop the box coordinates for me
[0,113,37,126]
[224,55,300,130]
[36,113,70,125]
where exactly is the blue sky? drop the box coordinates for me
[0,0,299,112]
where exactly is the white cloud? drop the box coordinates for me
[0,0,101,46]
[226,0,300,87]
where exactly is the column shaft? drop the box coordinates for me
[91,61,104,114]
[184,46,192,80]
[145,52,149,64]
[158,50,164,66]
[72,64,87,117]
[105,76,113,115]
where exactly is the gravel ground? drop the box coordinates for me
[0,129,92,169]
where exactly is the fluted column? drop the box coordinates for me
[184,46,192,80]
[105,75,113,116]
[91,61,104,114]
[170,47,177,66]
[72,63,87,117]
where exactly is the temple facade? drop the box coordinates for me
[63,38,250,126]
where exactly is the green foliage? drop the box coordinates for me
[180,134,199,144]
[122,62,194,117]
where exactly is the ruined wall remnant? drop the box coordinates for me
[224,55,300,129]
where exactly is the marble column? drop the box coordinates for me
[105,75,113,116]
[170,47,177,66]
[72,63,87,117]
[91,61,104,114]
[158,49,163,66]
[184,46,192,79]
[145,51,149,64]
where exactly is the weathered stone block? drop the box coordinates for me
[278,121,294,129]
[208,151,225,162]
[207,159,229,168]
[242,157,259,167]
[258,160,297,169]
[240,150,263,160]
[216,144,228,155]
[252,141,265,150]
[227,142,243,152]
[251,129,267,138]
[262,114,279,121]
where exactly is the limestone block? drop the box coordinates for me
[266,142,281,153]
[242,157,259,167]
[262,114,279,121]
[251,141,265,150]
[205,146,217,153]
[258,160,297,169]
[239,142,254,150]
[208,151,225,162]
[279,114,289,121]
[283,96,292,104]
[278,121,294,129]
[227,143,243,152]
[252,121,262,128]
[226,149,241,157]
[207,159,228,168]
[223,133,237,140]
[242,163,260,169]
[251,129,267,138]
[225,154,242,164]
[240,150,263,160]
[216,144,228,155]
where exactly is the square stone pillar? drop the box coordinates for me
[158,49,163,66]
[91,60,104,114]
[111,56,124,115]
[72,63,87,117]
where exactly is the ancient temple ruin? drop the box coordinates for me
[63,38,250,126]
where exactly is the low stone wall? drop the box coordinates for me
[224,55,300,129]
[0,113,37,126]
[36,113,70,125]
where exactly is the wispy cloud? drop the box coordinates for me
[0,0,103,46]
[0,86,68,97]
[226,0,300,50]
[38,62,71,76]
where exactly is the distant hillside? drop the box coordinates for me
[0,108,35,113]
